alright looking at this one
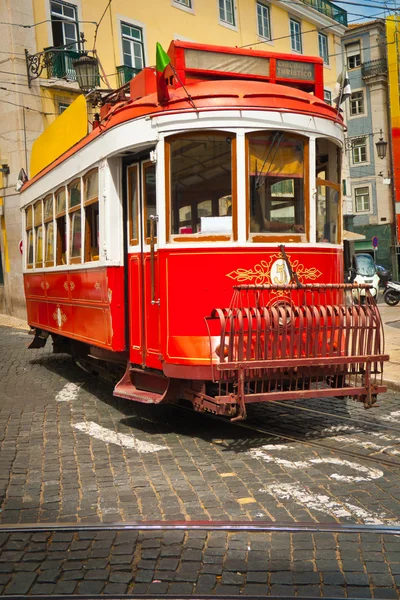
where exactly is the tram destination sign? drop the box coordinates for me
[276,60,315,81]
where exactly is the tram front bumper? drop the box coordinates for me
[204,283,389,420]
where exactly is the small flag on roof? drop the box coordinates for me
[333,68,351,108]
[156,42,171,104]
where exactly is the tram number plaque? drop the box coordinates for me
[276,60,315,81]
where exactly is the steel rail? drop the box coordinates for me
[0,521,399,534]
[263,399,400,436]
[173,404,400,469]
[229,418,400,469]
[0,595,380,600]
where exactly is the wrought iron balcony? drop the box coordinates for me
[361,58,387,79]
[25,45,99,86]
[299,0,347,26]
[117,65,140,87]
[44,47,80,80]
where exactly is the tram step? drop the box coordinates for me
[113,365,170,404]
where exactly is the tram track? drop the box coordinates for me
[74,358,400,470]
[169,401,400,470]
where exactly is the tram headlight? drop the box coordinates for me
[215,344,229,359]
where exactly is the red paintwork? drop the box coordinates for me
[24,266,125,351]
[126,246,343,372]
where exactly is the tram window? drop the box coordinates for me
[128,165,139,245]
[68,179,82,263]
[25,206,33,269]
[316,182,339,243]
[84,169,99,261]
[55,187,67,265]
[316,138,341,244]
[44,195,55,266]
[34,201,43,268]
[168,133,234,239]
[247,132,305,237]
[143,162,157,241]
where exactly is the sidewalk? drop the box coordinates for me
[378,302,400,392]
[0,313,29,331]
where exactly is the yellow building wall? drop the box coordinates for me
[32,0,339,115]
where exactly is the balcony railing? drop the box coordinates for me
[117,65,141,87]
[44,47,81,80]
[299,0,347,26]
[361,58,387,79]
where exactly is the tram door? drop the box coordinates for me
[126,160,161,369]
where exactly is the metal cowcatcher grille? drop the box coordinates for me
[207,284,388,421]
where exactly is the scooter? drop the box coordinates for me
[348,253,380,302]
[383,280,400,306]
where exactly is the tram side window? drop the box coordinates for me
[68,179,82,263]
[44,194,55,266]
[247,132,305,238]
[168,133,234,239]
[84,170,99,261]
[128,165,139,245]
[143,162,157,241]
[55,187,67,265]
[316,138,341,244]
[34,200,43,268]
[26,206,34,268]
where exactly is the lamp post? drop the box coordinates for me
[72,54,99,94]
[376,130,388,159]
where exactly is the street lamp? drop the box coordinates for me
[376,130,388,159]
[72,54,99,94]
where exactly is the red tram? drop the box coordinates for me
[20,41,388,420]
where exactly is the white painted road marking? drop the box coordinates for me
[263,483,399,525]
[381,410,400,423]
[56,382,80,402]
[249,446,383,482]
[73,421,168,453]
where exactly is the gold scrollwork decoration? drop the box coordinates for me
[52,305,67,329]
[94,282,101,291]
[226,253,322,287]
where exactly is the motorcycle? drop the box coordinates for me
[383,280,400,306]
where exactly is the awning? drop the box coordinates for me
[343,230,366,241]
[354,242,374,252]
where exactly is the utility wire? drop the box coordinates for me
[0,19,97,29]
[0,97,57,115]
[93,0,114,50]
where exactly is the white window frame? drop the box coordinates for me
[257,1,271,41]
[350,90,364,116]
[171,0,194,13]
[352,141,368,165]
[290,18,302,53]
[354,185,371,213]
[318,32,329,65]
[119,19,146,71]
[346,41,361,70]
[50,0,79,49]
[324,89,332,105]
[218,0,238,31]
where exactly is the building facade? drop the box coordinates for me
[0,0,347,317]
[341,20,396,273]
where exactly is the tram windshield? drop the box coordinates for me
[247,132,305,236]
[169,133,233,237]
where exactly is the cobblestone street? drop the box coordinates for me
[1,324,400,597]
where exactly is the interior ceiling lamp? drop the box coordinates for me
[72,54,99,94]
[376,130,388,159]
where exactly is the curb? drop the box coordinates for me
[383,379,400,393]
